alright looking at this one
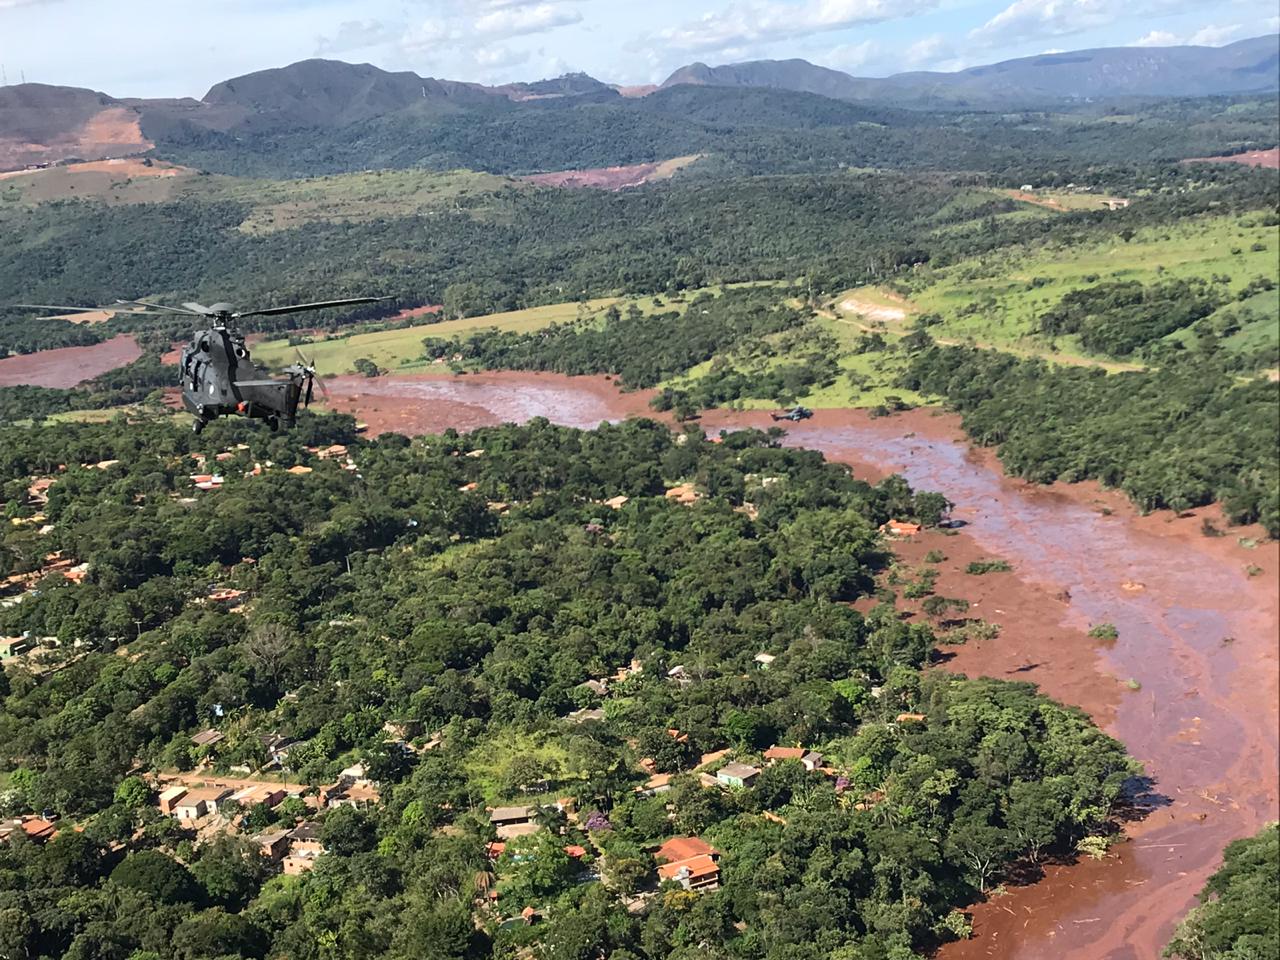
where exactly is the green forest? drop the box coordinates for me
[147,87,1280,180]
[0,416,1140,959]
[898,346,1280,534]
[1165,823,1279,959]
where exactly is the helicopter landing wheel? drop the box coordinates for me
[267,416,280,433]
[192,418,206,435]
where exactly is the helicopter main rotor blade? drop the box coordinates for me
[115,299,204,316]
[12,303,112,313]
[182,302,215,315]
[234,379,288,387]
[235,296,391,319]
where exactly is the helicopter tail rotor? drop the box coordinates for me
[293,348,329,407]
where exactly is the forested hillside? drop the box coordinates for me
[150,88,1279,179]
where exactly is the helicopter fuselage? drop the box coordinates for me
[179,324,305,433]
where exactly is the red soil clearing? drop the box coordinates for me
[520,162,672,191]
[391,304,443,321]
[328,375,1278,957]
[0,335,142,388]
[1183,148,1280,169]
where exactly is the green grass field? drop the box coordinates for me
[837,213,1278,371]
[253,298,621,375]
[253,286,761,376]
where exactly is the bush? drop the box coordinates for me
[965,559,1011,575]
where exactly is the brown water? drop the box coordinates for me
[330,375,1280,959]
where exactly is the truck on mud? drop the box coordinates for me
[770,405,813,422]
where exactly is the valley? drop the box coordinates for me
[0,23,1276,960]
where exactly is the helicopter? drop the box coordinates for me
[13,296,390,433]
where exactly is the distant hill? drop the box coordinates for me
[662,35,1280,105]
[198,59,498,130]
[0,84,152,170]
[2,38,1276,174]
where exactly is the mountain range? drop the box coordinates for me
[662,35,1279,104]
[0,35,1275,172]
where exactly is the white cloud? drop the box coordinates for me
[316,20,399,56]
[824,39,879,71]
[1134,30,1178,46]
[903,33,954,69]
[473,44,532,69]
[969,0,1118,46]
[1187,23,1244,45]
[474,3,582,38]
[650,0,943,55]
[1132,22,1246,47]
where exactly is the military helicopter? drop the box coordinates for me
[14,296,389,433]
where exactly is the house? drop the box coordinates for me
[697,749,731,770]
[496,822,542,840]
[716,762,761,789]
[316,444,348,460]
[882,520,921,538]
[261,734,298,768]
[635,772,673,797]
[763,746,806,764]
[286,465,313,476]
[172,787,230,820]
[206,588,245,606]
[567,707,606,723]
[255,829,293,860]
[282,828,325,875]
[666,665,691,685]
[896,712,927,724]
[664,483,701,505]
[490,805,541,837]
[158,786,188,815]
[603,495,630,510]
[323,779,380,809]
[762,747,824,771]
[231,784,286,809]
[753,652,776,670]
[12,818,57,843]
[655,836,721,892]
[0,637,31,660]
[26,477,55,505]
[489,805,535,829]
[190,729,224,748]
[486,841,506,861]
[577,679,608,698]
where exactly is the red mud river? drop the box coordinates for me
[0,335,142,388]
[329,373,1278,959]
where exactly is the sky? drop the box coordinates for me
[0,0,1277,98]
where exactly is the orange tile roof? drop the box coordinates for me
[764,746,806,761]
[656,836,717,863]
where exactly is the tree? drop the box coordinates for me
[191,836,271,909]
[114,775,151,810]
[502,831,576,905]
[321,805,377,857]
[109,850,201,904]
[171,910,269,960]
[1165,824,1279,960]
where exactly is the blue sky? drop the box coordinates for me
[1,0,1277,97]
